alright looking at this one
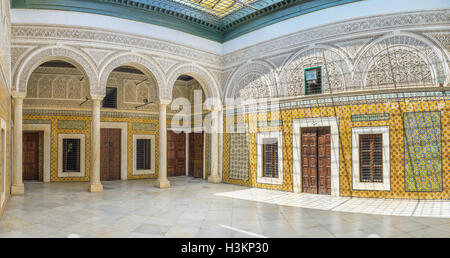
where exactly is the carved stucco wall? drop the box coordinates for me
[24,67,168,112]
[222,10,450,103]
[10,9,450,106]
[11,25,222,103]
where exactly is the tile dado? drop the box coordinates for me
[22,112,160,182]
[222,99,450,199]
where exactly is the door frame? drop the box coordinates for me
[292,117,340,196]
[23,124,51,182]
[100,122,127,180]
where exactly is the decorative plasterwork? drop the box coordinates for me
[166,63,221,104]
[15,46,98,94]
[225,61,276,101]
[11,25,221,65]
[222,9,450,67]
[99,53,164,98]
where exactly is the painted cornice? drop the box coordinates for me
[11,0,363,42]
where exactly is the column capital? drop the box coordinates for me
[158,99,172,105]
[209,105,223,113]
[90,95,105,101]
[12,91,26,99]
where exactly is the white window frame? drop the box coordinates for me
[132,134,156,175]
[352,126,390,191]
[257,131,283,185]
[58,134,86,178]
[1,119,6,206]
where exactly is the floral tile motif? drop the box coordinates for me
[404,112,443,192]
[229,123,249,180]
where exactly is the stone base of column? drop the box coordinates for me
[88,183,103,193]
[155,179,170,189]
[11,184,25,195]
[208,176,222,184]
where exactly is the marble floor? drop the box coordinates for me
[0,177,449,238]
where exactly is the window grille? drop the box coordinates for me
[102,87,117,108]
[304,66,322,95]
[359,134,383,182]
[136,139,151,170]
[263,138,278,178]
[63,139,80,172]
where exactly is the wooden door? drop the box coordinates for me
[100,128,121,181]
[317,127,331,195]
[189,132,203,178]
[301,127,331,195]
[301,128,318,194]
[167,131,186,177]
[23,132,39,180]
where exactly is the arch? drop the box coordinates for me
[224,61,277,102]
[14,46,98,95]
[98,53,165,98]
[354,32,449,88]
[280,45,351,96]
[166,63,221,107]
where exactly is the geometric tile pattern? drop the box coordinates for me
[351,113,390,122]
[404,112,443,192]
[222,99,450,199]
[229,123,249,180]
[57,120,86,130]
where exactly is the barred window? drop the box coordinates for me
[359,134,383,182]
[136,139,151,170]
[102,87,117,108]
[263,138,278,178]
[63,139,80,172]
[304,67,322,95]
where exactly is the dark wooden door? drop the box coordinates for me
[189,132,203,178]
[301,127,331,195]
[100,128,121,181]
[317,127,331,194]
[23,132,39,180]
[167,131,186,177]
[301,128,317,194]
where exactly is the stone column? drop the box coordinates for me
[11,93,26,195]
[155,100,171,188]
[208,106,221,183]
[88,95,104,192]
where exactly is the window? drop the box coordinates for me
[132,135,156,175]
[263,138,278,178]
[63,139,81,172]
[351,126,390,191]
[102,87,117,108]
[359,134,383,183]
[136,139,151,170]
[58,134,85,178]
[304,66,322,95]
[257,131,283,185]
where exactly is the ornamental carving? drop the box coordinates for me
[226,62,276,101]
[355,35,446,89]
[99,53,164,99]
[280,48,347,96]
[16,46,98,94]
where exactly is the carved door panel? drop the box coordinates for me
[167,131,186,176]
[100,128,121,181]
[23,132,39,181]
[189,132,203,178]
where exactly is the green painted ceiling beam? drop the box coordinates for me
[11,0,363,43]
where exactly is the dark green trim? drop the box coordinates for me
[304,66,322,95]
[11,0,363,42]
